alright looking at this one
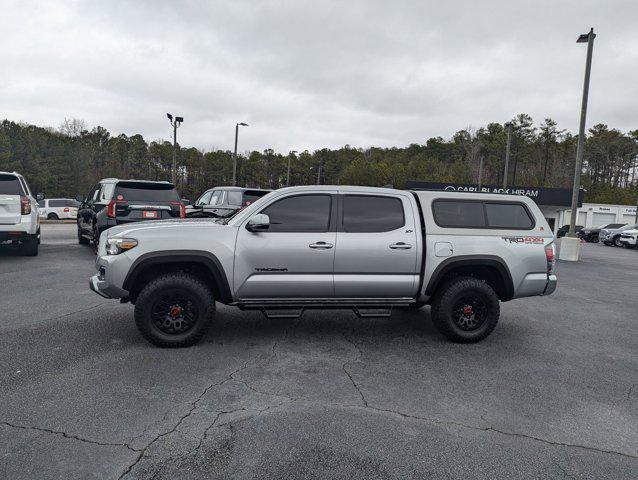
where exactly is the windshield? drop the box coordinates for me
[619,224,638,231]
[228,190,276,225]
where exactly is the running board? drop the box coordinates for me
[260,308,305,320]
[353,307,393,318]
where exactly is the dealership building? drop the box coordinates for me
[406,181,637,234]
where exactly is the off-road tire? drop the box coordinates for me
[431,276,500,343]
[20,235,38,256]
[134,273,215,348]
[47,213,59,220]
[77,225,89,245]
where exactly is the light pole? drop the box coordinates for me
[316,165,322,185]
[232,122,248,186]
[567,28,596,237]
[166,113,184,186]
[287,150,297,186]
[502,122,512,189]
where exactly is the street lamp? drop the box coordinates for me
[166,113,184,185]
[232,122,249,186]
[567,28,596,238]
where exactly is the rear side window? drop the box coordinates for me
[433,200,534,230]
[485,203,533,229]
[50,199,66,207]
[433,200,486,228]
[114,182,179,202]
[0,175,23,195]
[342,195,405,232]
[261,194,331,232]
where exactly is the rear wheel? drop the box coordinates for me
[20,235,38,256]
[134,273,215,347]
[431,276,500,343]
[47,212,59,220]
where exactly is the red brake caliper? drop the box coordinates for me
[170,306,182,318]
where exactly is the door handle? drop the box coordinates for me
[389,242,412,249]
[309,241,334,249]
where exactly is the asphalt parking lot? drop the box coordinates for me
[1,223,636,479]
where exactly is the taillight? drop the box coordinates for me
[63,207,70,212]
[545,242,556,274]
[171,201,186,218]
[20,196,31,215]
[107,200,116,218]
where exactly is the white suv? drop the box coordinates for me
[619,228,638,248]
[38,198,79,220]
[0,171,41,256]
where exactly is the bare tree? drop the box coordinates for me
[59,118,87,137]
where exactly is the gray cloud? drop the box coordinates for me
[1,0,636,153]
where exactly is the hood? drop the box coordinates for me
[622,229,638,235]
[106,218,227,238]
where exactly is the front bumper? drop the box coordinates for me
[619,236,637,246]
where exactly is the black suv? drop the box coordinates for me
[578,223,625,243]
[186,186,270,219]
[77,179,184,248]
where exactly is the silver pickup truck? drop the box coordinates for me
[90,186,557,347]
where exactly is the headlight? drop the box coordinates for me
[105,238,138,255]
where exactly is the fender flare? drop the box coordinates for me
[123,250,233,303]
[424,255,514,301]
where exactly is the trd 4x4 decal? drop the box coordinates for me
[501,236,544,244]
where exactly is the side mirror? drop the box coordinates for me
[75,194,85,203]
[36,193,45,201]
[246,213,270,232]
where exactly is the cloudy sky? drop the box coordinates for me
[1,0,636,153]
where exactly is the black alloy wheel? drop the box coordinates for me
[452,295,488,331]
[151,293,199,335]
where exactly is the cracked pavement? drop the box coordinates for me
[0,224,636,479]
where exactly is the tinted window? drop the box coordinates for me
[261,194,331,232]
[114,183,179,202]
[485,203,533,229]
[49,199,66,207]
[0,175,23,195]
[343,195,404,232]
[433,200,486,228]
[67,199,80,207]
[37,200,45,208]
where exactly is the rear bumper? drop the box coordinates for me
[543,274,558,296]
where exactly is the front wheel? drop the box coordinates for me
[614,236,623,247]
[590,234,599,243]
[431,276,500,343]
[134,273,215,347]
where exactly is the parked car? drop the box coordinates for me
[186,186,270,219]
[76,178,184,249]
[618,228,638,248]
[600,224,638,247]
[0,171,41,256]
[89,186,557,347]
[556,224,584,238]
[578,223,626,243]
[38,198,79,220]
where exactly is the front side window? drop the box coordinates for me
[433,200,486,228]
[197,191,213,206]
[342,195,405,232]
[208,190,224,205]
[261,194,331,232]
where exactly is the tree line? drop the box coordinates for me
[0,115,636,205]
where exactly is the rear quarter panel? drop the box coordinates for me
[415,193,554,299]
